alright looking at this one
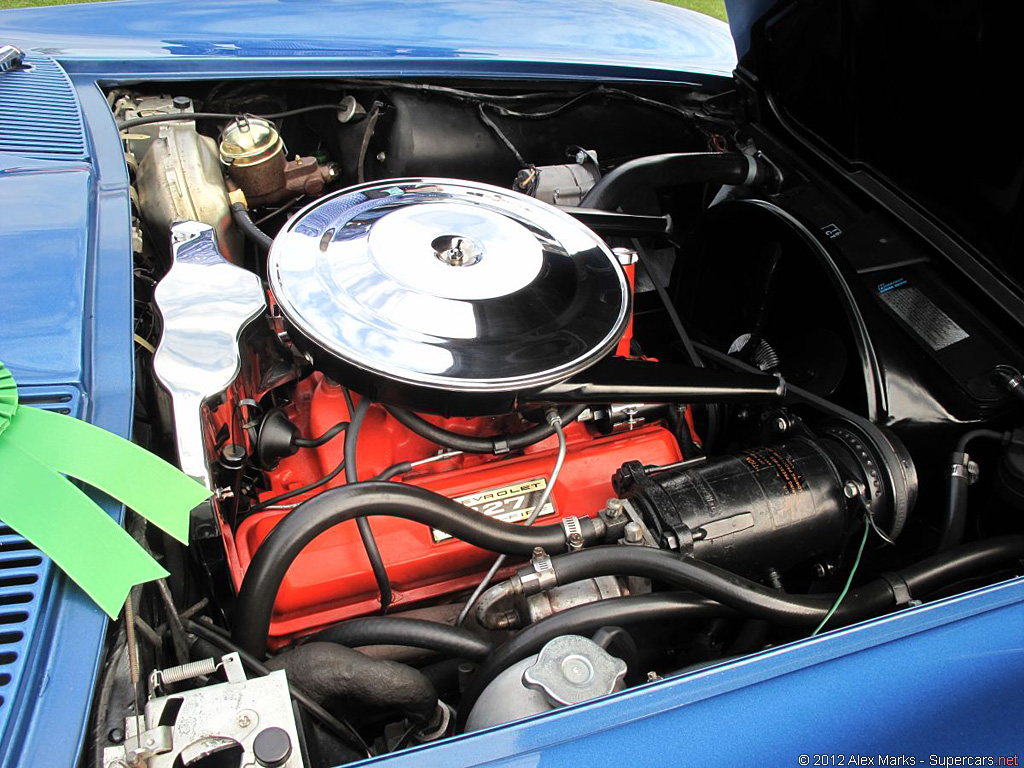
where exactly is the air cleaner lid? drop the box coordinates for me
[267,179,630,399]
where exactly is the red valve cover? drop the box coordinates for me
[227,375,681,647]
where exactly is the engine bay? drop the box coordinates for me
[99,76,1024,766]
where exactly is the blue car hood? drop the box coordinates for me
[1,0,736,80]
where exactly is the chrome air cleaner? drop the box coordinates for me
[267,178,630,415]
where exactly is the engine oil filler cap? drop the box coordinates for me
[267,178,630,414]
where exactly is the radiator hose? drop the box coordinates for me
[232,483,603,657]
[457,535,1024,731]
[265,642,438,723]
[313,616,493,662]
[530,537,1024,627]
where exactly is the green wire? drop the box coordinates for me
[811,516,871,636]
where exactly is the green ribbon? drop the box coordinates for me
[0,360,210,617]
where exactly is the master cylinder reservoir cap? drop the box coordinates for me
[219,116,285,198]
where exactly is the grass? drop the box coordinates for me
[4,0,727,18]
[659,0,727,21]
[0,0,108,7]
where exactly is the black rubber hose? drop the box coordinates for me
[313,617,493,662]
[232,482,599,657]
[938,470,972,554]
[995,366,1024,405]
[956,429,1005,455]
[456,593,728,732]
[265,642,438,723]
[345,398,393,614]
[547,546,836,626]
[580,152,768,211]
[375,461,412,481]
[384,404,587,455]
[542,537,1024,627]
[231,202,274,252]
[245,457,345,513]
[293,420,348,448]
[186,622,371,757]
[938,430,1006,553]
[458,535,1024,732]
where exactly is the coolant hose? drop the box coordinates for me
[233,482,603,657]
[456,593,728,732]
[538,538,1024,627]
[230,202,274,252]
[384,404,587,454]
[265,642,438,723]
[313,616,493,662]
[458,535,1024,732]
[579,152,770,211]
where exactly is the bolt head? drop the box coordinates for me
[237,713,252,727]
[774,416,788,433]
[843,482,860,499]
[624,522,643,544]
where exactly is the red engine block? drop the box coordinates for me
[226,371,681,647]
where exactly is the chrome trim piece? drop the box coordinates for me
[153,221,266,487]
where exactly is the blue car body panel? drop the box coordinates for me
[0,1,1021,765]
[0,62,134,763]
[0,0,736,82]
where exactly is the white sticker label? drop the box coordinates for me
[432,477,556,543]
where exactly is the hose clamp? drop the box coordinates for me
[879,571,914,608]
[950,460,980,484]
[742,152,759,186]
[518,548,558,595]
[562,516,585,551]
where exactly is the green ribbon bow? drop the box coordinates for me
[0,360,210,617]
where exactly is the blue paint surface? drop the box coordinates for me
[0,0,736,81]
[364,579,1024,766]
[0,67,134,766]
[1,2,1023,767]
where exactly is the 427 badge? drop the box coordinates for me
[431,478,555,542]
